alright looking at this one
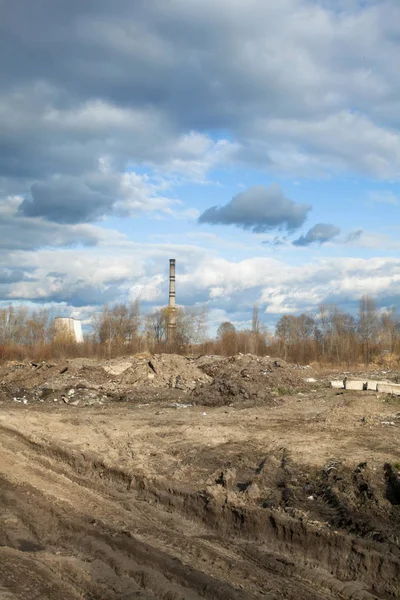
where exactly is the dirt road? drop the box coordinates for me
[0,365,399,598]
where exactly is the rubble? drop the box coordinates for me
[0,353,317,408]
[191,354,311,406]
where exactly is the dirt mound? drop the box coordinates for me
[0,354,213,406]
[0,354,315,408]
[192,354,310,406]
[117,354,212,393]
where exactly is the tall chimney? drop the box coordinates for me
[168,258,176,340]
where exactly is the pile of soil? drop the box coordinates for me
[192,354,311,406]
[117,354,212,392]
[0,354,212,406]
[0,354,317,408]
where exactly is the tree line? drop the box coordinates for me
[272,296,399,366]
[0,296,398,365]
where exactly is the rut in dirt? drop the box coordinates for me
[1,425,399,599]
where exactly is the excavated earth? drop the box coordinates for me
[0,354,399,599]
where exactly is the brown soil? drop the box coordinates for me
[0,354,399,599]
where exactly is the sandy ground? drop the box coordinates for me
[0,356,399,599]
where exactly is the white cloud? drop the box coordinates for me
[369,190,400,205]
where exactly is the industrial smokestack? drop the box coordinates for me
[168,258,176,340]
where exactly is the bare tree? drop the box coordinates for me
[145,309,167,344]
[252,305,260,335]
[358,296,378,365]
[380,308,400,354]
[93,301,141,353]
[217,321,236,338]
[276,315,297,359]
[216,321,238,356]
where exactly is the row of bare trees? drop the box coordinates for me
[271,296,400,365]
[0,296,398,364]
[91,302,209,355]
[0,302,210,360]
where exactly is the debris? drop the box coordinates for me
[304,378,317,383]
[192,355,308,407]
[381,421,396,426]
[103,360,133,376]
[148,360,157,374]
[59,367,68,374]
[274,360,286,368]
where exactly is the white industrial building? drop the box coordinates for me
[54,317,84,343]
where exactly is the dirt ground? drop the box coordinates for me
[0,354,399,599]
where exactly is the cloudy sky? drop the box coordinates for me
[1,0,400,332]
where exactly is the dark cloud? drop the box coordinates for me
[0,210,113,251]
[21,177,115,224]
[344,229,363,243]
[293,223,341,246]
[199,185,311,233]
[262,235,289,247]
[0,270,33,284]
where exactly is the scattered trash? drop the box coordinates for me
[202,412,207,416]
[305,378,317,383]
[59,367,68,374]
[167,402,193,409]
[274,360,285,368]
[381,421,396,426]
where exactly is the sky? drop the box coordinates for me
[1,0,400,333]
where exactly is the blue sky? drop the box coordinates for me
[1,0,400,333]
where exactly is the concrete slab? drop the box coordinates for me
[330,380,344,389]
[345,380,366,391]
[377,383,400,396]
[366,381,379,391]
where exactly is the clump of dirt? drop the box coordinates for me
[192,354,311,406]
